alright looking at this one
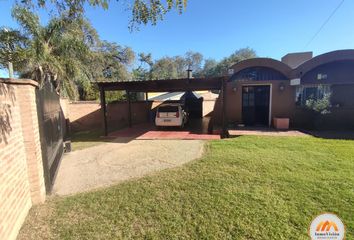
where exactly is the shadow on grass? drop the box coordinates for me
[70,129,136,151]
[305,130,354,140]
[227,127,354,140]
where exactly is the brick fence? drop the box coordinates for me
[67,100,157,132]
[0,79,46,240]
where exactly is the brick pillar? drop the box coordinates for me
[16,81,46,204]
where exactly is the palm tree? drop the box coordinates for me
[2,7,136,100]
[11,6,97,99]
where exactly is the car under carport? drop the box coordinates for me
[96,76,229,138]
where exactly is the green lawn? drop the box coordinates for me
[70,130,108,151]
[20,136,354,239]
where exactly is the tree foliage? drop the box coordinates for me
[132,52,154,80]
[17,0,188,30]
[10,6,94,98]
[135,51,203,80]
[185,51,203,72]
[5,6,134,100]
[2,0,188,100]
[0,27,28,73]
[196,48,257,77]
[133,48,256,80]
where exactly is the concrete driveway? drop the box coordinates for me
[52,139,204,196]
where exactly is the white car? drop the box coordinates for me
[155,103,188,128]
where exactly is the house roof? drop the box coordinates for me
[228,50,354,80]
[295,49,354,77]
[229,58,293,80]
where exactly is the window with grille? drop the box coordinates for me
[295,85,331,106]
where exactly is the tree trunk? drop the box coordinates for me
[8,62,13,78]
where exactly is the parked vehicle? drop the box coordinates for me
[155,103,188,128]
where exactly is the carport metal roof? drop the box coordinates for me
[96,76,227,92]
[96,76,229,138]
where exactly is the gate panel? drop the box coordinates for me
[36,80,65,192]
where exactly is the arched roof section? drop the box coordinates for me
[296,49,354,77]
[229,58,292,81]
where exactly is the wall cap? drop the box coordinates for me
[70,101,99,104]
[0,78,39,87]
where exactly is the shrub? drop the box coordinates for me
[305,92,332,115]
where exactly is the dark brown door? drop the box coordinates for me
[242,85,270,126]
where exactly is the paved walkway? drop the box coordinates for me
[228,128,307,137]
[109,120,220,140]
[109,127,220,140]
[53,139,204,196]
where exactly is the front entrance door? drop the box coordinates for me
[242,85,270,126]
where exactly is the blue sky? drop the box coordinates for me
[0,0,353,77]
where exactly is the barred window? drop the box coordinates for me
[295,85,331,106]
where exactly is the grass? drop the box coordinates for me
[70,129,108,151]
[19,136,354,239]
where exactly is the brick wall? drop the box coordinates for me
[67,101,155,132]
[67,101,102,132]
[0,79,46,240]
[106,101,153,131]
[212,81,295,126]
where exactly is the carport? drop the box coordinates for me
[96,76,229,138]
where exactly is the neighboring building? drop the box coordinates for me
[223,49,354,129]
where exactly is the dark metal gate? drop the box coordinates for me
[36,79,65,192]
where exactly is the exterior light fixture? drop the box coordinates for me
[279,83,285,91]
[228,68,234,76]
[317,73,328,80]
